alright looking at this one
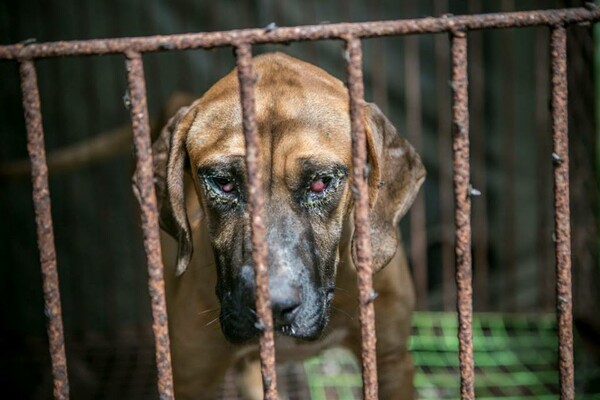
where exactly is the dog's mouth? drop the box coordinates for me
[273,309,328,341]
[220,310,329,343]
[219,290,334,343]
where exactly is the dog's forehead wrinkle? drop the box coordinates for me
[186,58,351,173]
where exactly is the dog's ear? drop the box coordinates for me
[362,102,426,273]
[135,104,198,276]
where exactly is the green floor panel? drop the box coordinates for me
[301,312,598,399]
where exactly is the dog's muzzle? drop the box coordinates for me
[218,265,334,343]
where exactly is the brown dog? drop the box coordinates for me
[149,52,425,399]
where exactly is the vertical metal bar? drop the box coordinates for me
[234,43,278,400]
[450,31,475,400]
[550,26,575,400]
[125,51,174,400]
[468,0,489,312]
[404,1,428,311]
[434,0,456,311]
[19,59,70,400]
[345,36,378,400]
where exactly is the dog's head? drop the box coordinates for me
[149,53,424,343]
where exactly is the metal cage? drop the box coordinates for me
[1,6,598,400]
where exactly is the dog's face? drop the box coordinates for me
[188,75,353,342]
[148,53,425,344]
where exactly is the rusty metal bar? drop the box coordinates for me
[404,1,428,311]
[450,31,475,400]
[550,26,575,400]
[1,7,599,60]
[125,51,174,400]
[234,43,278,400]
[345,36,378,400]
[19,59,70,400]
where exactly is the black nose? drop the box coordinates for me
[270,285,301,325]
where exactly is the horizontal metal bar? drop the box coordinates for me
[234,43,278,400]
[125,51,175,400]
[1,7,599,60]
[19,59,70,400]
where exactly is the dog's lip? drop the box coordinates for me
[274,305,328,339]
[221,309,327,343]
[275,324,322,341]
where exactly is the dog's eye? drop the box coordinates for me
[205,175,237,196]
[300,168,346,210]
[213,177,235,193]
[309,176,332,194]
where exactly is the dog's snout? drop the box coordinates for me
[270,284,301,325]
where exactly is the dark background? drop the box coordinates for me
[0,0,598,398]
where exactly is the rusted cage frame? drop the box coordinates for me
[2,6,597,400]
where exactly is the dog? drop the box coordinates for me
[147,52,425,399]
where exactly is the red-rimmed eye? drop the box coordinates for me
[310,177,331,193]
[213,177,235,193]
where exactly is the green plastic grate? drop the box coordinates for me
[410,312,559,399]
[301,312,600,399]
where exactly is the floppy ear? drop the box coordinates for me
[361,102,426,273]
[134,104,198,276]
